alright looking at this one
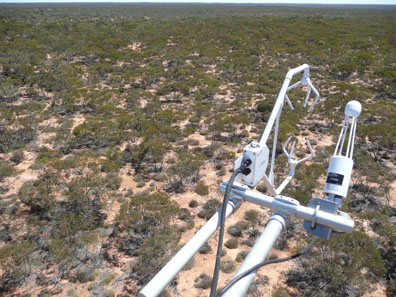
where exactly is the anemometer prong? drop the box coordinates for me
[285,71,320,112]
[283,135,296,163]
[276,137,314,195]
[284,94,294,110]
[306,80,320,112]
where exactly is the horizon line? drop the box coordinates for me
[1,1,396,5]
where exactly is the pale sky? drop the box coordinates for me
[1,0,396,5]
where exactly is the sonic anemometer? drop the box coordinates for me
[139,65,361,297]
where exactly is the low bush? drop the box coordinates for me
[220,260,236,274]
[272,287,291,297]
[198,199,221,220]
[286,231,386,296]
[0,161,14,182]
[0,126,35,153]
[227,225,242,237]
[199,243,212,254]
[117,193,180,284]
[236,250,248,262]
[236,220,251,230]
[194,273,212,289]
[194,181,209,196]
[244,210,260,225]
[189,200,199,208]
[225,238,239,249]
[10,150,24,164]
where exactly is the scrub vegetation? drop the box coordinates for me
[0,3,395,297]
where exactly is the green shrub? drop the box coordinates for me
[236,250,248,262]
[117,193,180,284]
[194,181,209,196]
[194,273,212,289]
[104,172,122,190]
[199,243,212,254]
[227,225,242,237]
[137,181,145,188]
[76,269,97,283]
[287,231,386,296]
[220,260,236,273]
[36,146,59,164]
[225,238,239,249]
[245,210,260,225]
[10,150,24,164]
[133,175,144,182]
[189,200,199,208]
[101,273,115,285]
[236,220,251,230]
[272,287,291,297]
[100,159,120,172]
[0,160,14,181]
[198,199,221,220]
[18,171,58,218]
[0,126,35,153]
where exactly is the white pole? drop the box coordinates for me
[138,200,241,297]
[222,214,286,297]
[269,104,282,185]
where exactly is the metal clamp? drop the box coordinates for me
[311,204,321,229]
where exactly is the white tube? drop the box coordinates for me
[345,117,355,158]
[222,215,285,297]
[339,120,349,156]
[349,118,357,159]
[306,81,320,112]
[269,105,282,185]
[334,119,348,156]
[138,200,240,297]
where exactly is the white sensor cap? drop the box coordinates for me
[345,100,362,118]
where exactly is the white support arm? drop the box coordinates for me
[306,79,320,112]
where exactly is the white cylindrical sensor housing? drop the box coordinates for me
[324,156,353,198]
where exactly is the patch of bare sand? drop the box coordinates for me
[188,133,212,148]
[362,282,387,297]
[389,181,396,208]
[2,150,38,196]
[71,113,86,131]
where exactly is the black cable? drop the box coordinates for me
[209,160,251,297]
[215,237,317,297]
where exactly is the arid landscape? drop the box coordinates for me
[0,3,395,297]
